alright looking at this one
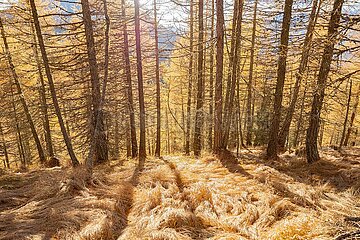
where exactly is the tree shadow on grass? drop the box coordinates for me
[216,150,254,179]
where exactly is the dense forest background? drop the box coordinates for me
[0,0,359,168]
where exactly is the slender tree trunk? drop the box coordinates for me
[213,0,224,153]
[154,0,161,157]
[0,17,46,164]
[278,0,320,150]
[185,0,194,155]
[246,0,258,146]
[222,0,244,149]
[30,24,55,161]
[266,0,293,159]
[134,0,146,161]
[207,0,215,150]
[121,0,138,158]
[344,84,360,146]
[339,78,352,148]
[28,0,79,166]
[0,122,10,169]
[193,0,205,157]
[10,85,26,166]
[306,0,344,163]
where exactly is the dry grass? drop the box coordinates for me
[1,147,360,239]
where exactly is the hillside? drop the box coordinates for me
[1,148,360,239]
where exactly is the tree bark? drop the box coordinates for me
[266,0,293,159]
[134,0,147,161]
[278,0,320,151]
[193,0,205,157]
[81,0,108,168]
[344,84,360,146]
[121,0,138,158]
[0,17,46,164]
[154,0,161,157]
[30,22,55,160]
[28,0,79,166]
[222,0,244,149]
[207,0,215,150]
[0,122,10,169]
[245,0,258,146]
[339,78,352,148]
[306,0,344,163]
[213,0,224,153]
[185,0,194,155]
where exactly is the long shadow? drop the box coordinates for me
[216,150,254,179]
[162,157,215,239]
[216,150,322,209]
[115,160,144,237]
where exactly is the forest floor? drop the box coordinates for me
[1,147,360,240]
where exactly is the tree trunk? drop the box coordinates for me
[207,0,215,150]
[306,0,344,163]
[28,0,79,166]
[154,0,161,157]
[245,0,258,146]
[81,0,108,168]
[339,78,352,148]
[10,85,26,166]
[344,84,360,146]
[266,0,293,159]
[0,122,10,169]
[30,22,55,160]
[185,0,194,155]
[278,0,320,151]
[222,0,244,149]
[213,0,224,153]
[0,17,46,164]
[121,0,138,158]
[193,0,205,157]
[134,0,147,161]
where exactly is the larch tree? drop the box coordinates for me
[193,0,205,157]
[277,0,320,151]
[0,17,46,164]
[266,0,294,159]
[154,0,161,157]
[134,0,147,161]
[306,0,344,163]
[28,0,80,167]
[213,0,224,153]
[81,0,108,167]
[122,0,138,158]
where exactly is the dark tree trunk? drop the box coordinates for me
[0,17,46,164]
[30,23,55,160]
[213,0,224,153]
[222,0,244,149]
[154,0,161,157]
[339,78,352,148]
[306,0,344,163]
[344,84,360,146]
[134,0,147,161]
[28,0,79,166]
[193,0,205,157]
[10,85,26,166]
[185,0,194,155]
[81,0,108,167]
[245,0,258,146]
[266,0,293,159]
[0,122,10,169]
[121,0,138,158]
[207,0,215,150]
[278,0,320,151]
